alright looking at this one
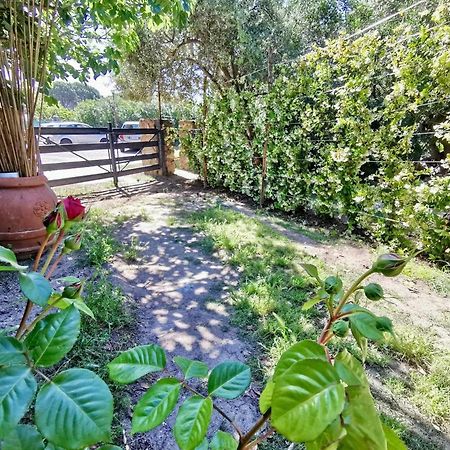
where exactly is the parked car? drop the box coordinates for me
[118,121,143,152]
[40,122,108,145]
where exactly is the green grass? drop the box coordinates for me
[188,206,450,446]
[403,260,450,297]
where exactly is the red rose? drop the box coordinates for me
[63,196,85,221]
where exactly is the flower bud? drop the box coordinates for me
[63,233,82,254]
[43,204,64,235]
[372,253,407,277]
[375,316,393,333]
[364,283,384,301]
[62,281,84,299]
[332,320,349,337]
[324,276,343,294]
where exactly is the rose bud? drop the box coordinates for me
[324,275,343,295]
[332,320,349,337]
[63,233,82,254]
[372,253,407,277]
[62,281,84,299]
[364,283,384,301]
[43,204,65,235]
[63,196,86,222]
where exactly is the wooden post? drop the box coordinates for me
[259,48,273,207]
[202,76,208,187]
[108,122,119,187]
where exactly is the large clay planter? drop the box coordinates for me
[0,175,57,257]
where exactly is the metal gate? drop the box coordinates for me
[37,123,165,187]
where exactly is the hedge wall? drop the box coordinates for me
[183,3,450,262]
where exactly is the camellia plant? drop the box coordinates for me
[107,253,413,450]
[0,196,117,450]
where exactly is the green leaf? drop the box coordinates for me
[208,361,251,399]
[25,306,80,367]
[271,359,345,442]
[108,344,166,384]
[2,425,44,450]
[0,366,37,437]
[305,417,346,450]
[55,276,80,284]
[301,263,321,283]
[339,386,386,450]
[0,246,27,271]
[349,313,384,341]
[35,368,113,449]
[383,424,407,450]
[174,356,208,379]
[194,438,208,450]
[350,323,368,361]
[0,337,26,366]
[210,430,238,450]
[53,296,95,319]
[274,340,327,381]
[18,272,52,307]
[132,378,181,433]
[302,295,323,311]
[174,396,212,450]
[334,349,368,387]
[259,378,274,413]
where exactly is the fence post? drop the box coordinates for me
[202,76,208,187]
[108,122,119,187]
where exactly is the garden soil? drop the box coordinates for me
[1,174,449,449]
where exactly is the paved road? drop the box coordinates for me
[40,147,144,183]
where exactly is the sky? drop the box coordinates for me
[87,73,115,97]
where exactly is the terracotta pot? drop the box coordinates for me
[0,175,57,258]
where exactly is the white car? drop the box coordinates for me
[118,121,143,152]
[40,122,108,145]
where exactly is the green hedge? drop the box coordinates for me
[183,3,450,262]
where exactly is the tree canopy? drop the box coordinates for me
[49,82,101,109]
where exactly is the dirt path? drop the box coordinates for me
[78,174,449,449]
[89,183,260,449]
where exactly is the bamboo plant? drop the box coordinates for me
[0,0,56,177]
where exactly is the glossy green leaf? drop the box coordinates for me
[305,417,346,450]
[108,344,166,384]
[208,361,251,399]
[25,306,80,367]
[174,395,212,450]
[274,340,327,381]
[271,359,345,442]
[35,368,113,449]
[210,430,238,450]
[302,295,323,311]
[18,272,52,307]
[259,377,274,413]
[334,349,368,387]
[0,366,36,437]
[174,356,208,379]
[2,424,44,450]
[349,313,384,341]
[0,337,26,366]
[340,386,386,450]
[194,438,208,450]
[383,424,407,450]
[132,378,181,433]
[52,296,95,319]
[0,246,27,271]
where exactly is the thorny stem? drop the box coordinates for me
[181,381,244,440]
[16,234,51,339]
[20,295,62,338]
[243,428,275,450]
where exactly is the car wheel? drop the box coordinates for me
[100,138,107,143]
[60,138,72,145]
